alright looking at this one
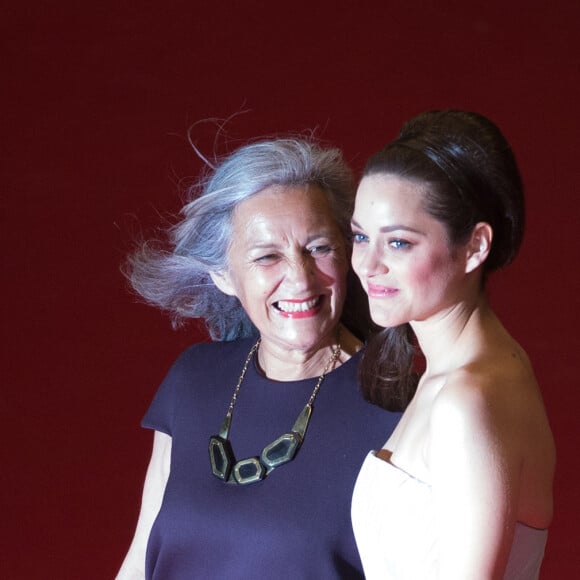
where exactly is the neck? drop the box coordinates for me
[256,327,351,382]
[411,293,491,375]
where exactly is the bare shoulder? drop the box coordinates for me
[437,337,540,408]
[430,355,541,451]
[428,363,530,489]
[430,342,553,467]
[428,333,555,528]
[429,370,492,442]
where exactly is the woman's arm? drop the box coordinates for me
[429,376,522,580]
[116,431,172,580]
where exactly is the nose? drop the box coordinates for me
[352,245,388,278]
[285,254,316,288]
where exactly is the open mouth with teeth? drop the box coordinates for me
[273,296,323,318]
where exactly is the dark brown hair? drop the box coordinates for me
[359,110,525,410]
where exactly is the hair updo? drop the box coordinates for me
[359,110,526,410]
[363,110,525,273]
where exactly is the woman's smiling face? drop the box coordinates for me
[212,184,349,354]
[351,173,469,328]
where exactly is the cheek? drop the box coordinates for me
[407,251,451,287]
[251,269,281,296]
[231,268,275,304]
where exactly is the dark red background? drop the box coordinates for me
[3,1,579,578]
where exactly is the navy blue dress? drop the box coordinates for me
[142,338,400,579]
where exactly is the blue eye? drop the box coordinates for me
[389,239,411,250]
[351,232,368,244]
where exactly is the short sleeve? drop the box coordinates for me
[141,345,198,436]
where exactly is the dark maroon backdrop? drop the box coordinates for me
[3,1,579,578]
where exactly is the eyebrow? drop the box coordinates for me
[350,219,426,235]
[246,231,339,250]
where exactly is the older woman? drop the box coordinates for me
[350,111,555,579]
[116,138,400,579]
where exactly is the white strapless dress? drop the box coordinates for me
[351,451,547,579]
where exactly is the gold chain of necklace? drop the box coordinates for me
[209,336,342,485]
[225,337,342,419]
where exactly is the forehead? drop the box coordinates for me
[354,173,455,245]
[232,184,340,234]
[356,174,427,210]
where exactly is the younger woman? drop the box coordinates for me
[350,110,555,579]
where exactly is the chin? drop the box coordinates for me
[370,311,405,329]
[284,324,337,348]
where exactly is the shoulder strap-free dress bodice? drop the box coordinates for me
[351,451,547,580]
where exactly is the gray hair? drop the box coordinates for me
[126,138,355,341]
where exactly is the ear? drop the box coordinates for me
[465,222,493,274]
[209,269,237,297]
